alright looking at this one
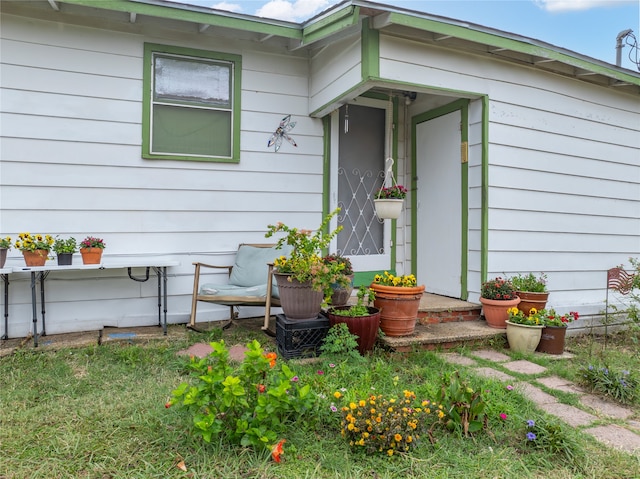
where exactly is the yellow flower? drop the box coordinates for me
[438,410,445,419]
[349,402,357,410]
[347,423,355,431]
[387,449,394,456]
[359,400,366,407]
[394,433,402,442]
[334,391,342,399]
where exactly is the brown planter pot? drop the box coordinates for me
[479,296,521,329]
[80,247,103,265]
[274,272,324,320]
[326,306,381,355]
[0,248,7,269]
[22,249,49,267]
[517,291,549,315]
[536,326,567,355]
[371,283,425,337]
[329,275,354,307]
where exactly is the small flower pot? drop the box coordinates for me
[23,250,49,267]
[516,291,549,315]
[479,297,521,329]
[374,199,403,220]
[0,248,7,269]
[506,320,543,354]
[536,326,567,355]
[326,306,381,355]
[57,253,73,266]
[80,247,103,265]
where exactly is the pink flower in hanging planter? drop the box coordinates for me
[376,185,408,199]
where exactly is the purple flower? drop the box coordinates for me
[526,432,536,441]
[506,385,514,391]
[330,405,338,412]
[527,420,535,427]
[317,370,324,375]
[329,363,336,368]
[291,376,299,382]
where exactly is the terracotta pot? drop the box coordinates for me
[23,249,49,267]
[517,291,549,315]
[0,248,7,269]
[57,253,73,266]
[479,296,521,329]
[80,247,103,265]
[506,320,543,353]
[274,272,324,320]
[371,283,425,336]
[374,199,403,220]
[536,326,567,355]
[326,306,381,355]
[329,274,354,306]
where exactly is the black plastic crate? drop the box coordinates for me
[276,314,330,359]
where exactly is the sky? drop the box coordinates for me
[169,0,640,71]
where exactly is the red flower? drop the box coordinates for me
[257,384,266,393]
[165,401,172,409]
[271,439,286,463]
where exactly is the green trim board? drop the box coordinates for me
[142,43,242,163]
[411,99,471,299]
[361,18,380,81]
[302,6,360,45]
[480,95,489,284]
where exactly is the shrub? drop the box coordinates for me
[320,323,362,361]
[436,371,488,436]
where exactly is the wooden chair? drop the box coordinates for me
[189,243,288,332]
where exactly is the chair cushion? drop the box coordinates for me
[200,283,268,297]
[229,244,290,287]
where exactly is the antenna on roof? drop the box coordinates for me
[615,29,639,71]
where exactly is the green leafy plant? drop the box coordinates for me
[52,237,78,254]
[167,340,314,455]
[15,232,55,252]
[265,208,348,299]
[80,236,106,249]
[578,364,638,404]
[436,371,487,437]
[510,273,548,293]
[0,236,12,249]
[375,185,408,199]
[481,277,517,300]
[338,390,435,456]
[323,254,353,275]
[372,271,417,287]
[522,417,578,462]
[329,288,375,317]
[320,323,362,360]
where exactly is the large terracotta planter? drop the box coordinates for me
[374,199,403,220]
[517,291,549,315]
[506,321,543,353]
[274,272,324,320]
[80,247,103,265]
[22,249,49,267]
[0,248,7,268]
[371,283,425,336]
[326,306,381,355]
[479,297,521,329]
[536,326,567,355]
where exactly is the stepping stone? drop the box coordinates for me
[441,353,477,366]
[228,344,248,362]
[177,342,213,358]
[471,350,511,362]
[538,402,597,427]
[516,383,558,405]
[536,376,585,394]
[472,367,515,381]
[580,394,635,420]
[503,360,547,375]
[584,425,640,455]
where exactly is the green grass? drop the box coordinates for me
[0,326,638,479]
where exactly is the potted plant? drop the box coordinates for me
[15,232,54,267]
[511,272,549,315]
[79,236,106,264]
[506,307,544,353]
[0,236,11,269]
[52,237,77,266]
[265,208,349,320]
[536,309,579,355]
[479,277,521,329]
[326,287,380,355]
[374,184,407,220]
[323,254,354,306]
[370,271,425,336]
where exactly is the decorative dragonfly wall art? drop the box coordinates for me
[267,114,297,152]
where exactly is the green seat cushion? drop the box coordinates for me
[229,244,290,287]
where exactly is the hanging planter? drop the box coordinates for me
[374,199,403,220]
[374,158,407,221]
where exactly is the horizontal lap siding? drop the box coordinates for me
[0,13,321,335]
[380,35,640,311]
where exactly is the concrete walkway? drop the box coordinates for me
[442,349,640,455]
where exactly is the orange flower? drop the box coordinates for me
[271,439,286,463]
[264,352,277,368]
[257,384,266,393]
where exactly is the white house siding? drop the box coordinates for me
[379,34,640,316]
[0,11,327,337]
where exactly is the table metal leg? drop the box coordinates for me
[40,272,48,336]
[162,266,168,336]
[1,274,8,340]
[156,269,161,328]
[152,266,168,336]
[31,271,38,347]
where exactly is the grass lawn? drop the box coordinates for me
[0,322,638,479]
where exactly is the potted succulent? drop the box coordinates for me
[479,277,521,329]
[323,254,354,306]
[52,236,77,266]
[370,271,425,336]
[510,272,549,315]
[326,287,380,355]
[374,184,407,220]
[15,232,54,267]
[506,307,544,353]
[265,208,349,320]
[0,236,11,269]
[536,309,579,355]
[79,236,106,265]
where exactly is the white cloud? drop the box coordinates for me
[534,0,636,12]
[255,0,331,21]
[211,2,243,13]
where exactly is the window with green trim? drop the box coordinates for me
[143,43,241,162]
